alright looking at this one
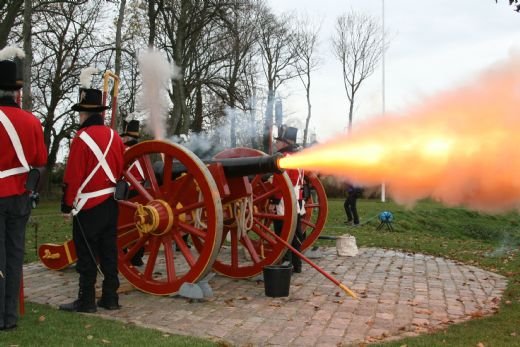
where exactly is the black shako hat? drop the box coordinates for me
[275,124,298,144]
[0,60,22,91]
[71,88,110,112]
[121,119,140,138]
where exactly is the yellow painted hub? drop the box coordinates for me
[134,200,174,236]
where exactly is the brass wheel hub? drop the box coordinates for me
[134,200,174,236]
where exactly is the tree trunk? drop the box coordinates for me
[0,0,23,48]
[228,84,237,147]
[173,0,189,136]
[113,0,127,131]
[147,0,158,47]
[21,0,32,111]
[348,93,354,133]
[249,88,258,150]
[192,85,203,133]
[263,88,275,153]
[303,72,311,146]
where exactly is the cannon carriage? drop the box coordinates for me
[39,139,328,296]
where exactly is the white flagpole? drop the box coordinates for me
[381,0,386,203]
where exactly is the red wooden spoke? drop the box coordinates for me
[173,233,196,267]
[178,221,207,239]
[301,218,317,229]
[240,233,262,264]
[117,228,140,248]
[122,234,149,263]
[143,236,161,281]
[123,169,154,202]
[118,221,138,232]
[140,154,161,198]
[162,234,176,282]
[253,187,280,204]
[230,229,239,269]
[176,200,206,215]
[251,221,277,246]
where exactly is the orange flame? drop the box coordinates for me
[280,53,520,213]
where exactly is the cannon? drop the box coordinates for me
[39,140,328,295]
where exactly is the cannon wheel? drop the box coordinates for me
[117,140,223,295]
[197,147,297,279]
[300,172,328,252]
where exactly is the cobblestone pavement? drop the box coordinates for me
[24,247,507,346]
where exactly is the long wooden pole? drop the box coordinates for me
[265,227,357,299]
[102,71,120,129]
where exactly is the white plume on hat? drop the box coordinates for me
[0,46,25,60]
[79,67,99,88]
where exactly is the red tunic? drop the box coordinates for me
[63,124,125,211]
[0,104,48,197]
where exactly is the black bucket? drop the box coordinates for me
[263,265,292,297]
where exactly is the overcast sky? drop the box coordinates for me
[267,0,520,142]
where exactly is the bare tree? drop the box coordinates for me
[155,0,243,136]
[31,0,107,191]
[256,7,298,152]
[291,15,321,147]
[332,11,385,132]
[495,0,520,12]
[206,0,259,146]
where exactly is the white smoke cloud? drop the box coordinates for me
[138,49,174,140]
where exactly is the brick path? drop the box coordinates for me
[23,247,507,346]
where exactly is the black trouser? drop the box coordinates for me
[73,198,119,300]
[344,195,359,224]
[0,194,30,328]
[273,202,305,271]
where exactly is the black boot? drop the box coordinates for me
[130,247,144,266]
[59,287,96,313]
[97,295,120,310]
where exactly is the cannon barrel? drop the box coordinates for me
[153,152,284,179]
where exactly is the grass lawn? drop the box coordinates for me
[3,198,519,346]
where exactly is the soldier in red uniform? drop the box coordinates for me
[0,59,47,330]
[272,125,306,273]
[59,87,125,313]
